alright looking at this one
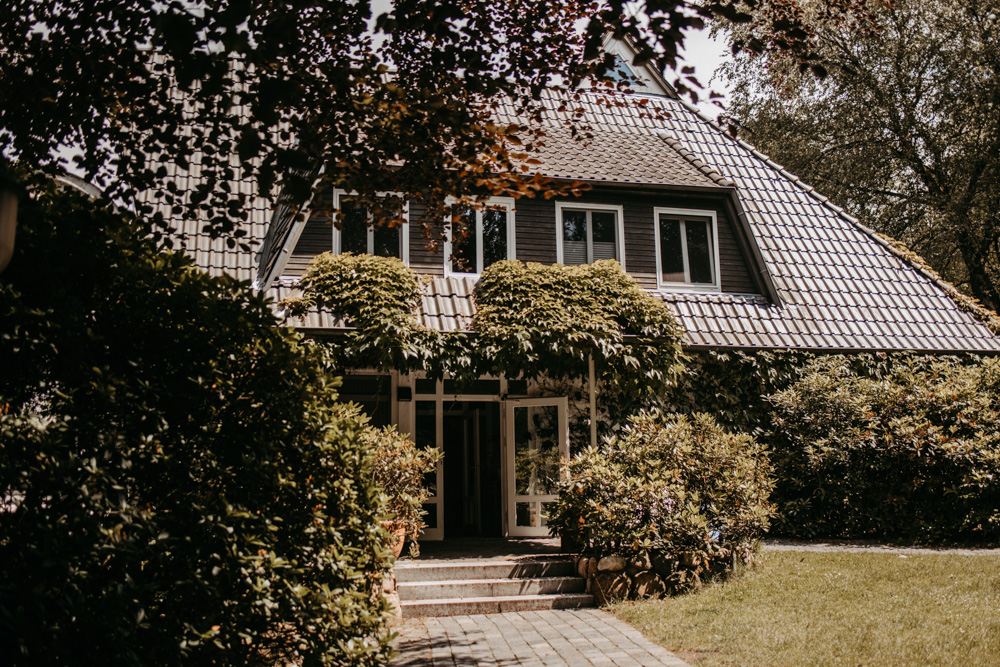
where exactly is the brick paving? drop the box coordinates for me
[391,609,691,667]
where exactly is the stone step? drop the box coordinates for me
[397,576,586,601]
[395,559,577,583]
[400,593,594,618]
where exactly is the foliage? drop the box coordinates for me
[549,413,774,592]
[0,183,391,665]
[0,0,876,249]
[475,260,685,406]
[284,251,457,372]
[659,348,812,434]
[768,355,1000,543]
[722,0,1000,310]
[359,412,443,553]
[288,257,684,412]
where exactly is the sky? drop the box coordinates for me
[677,27,733,119]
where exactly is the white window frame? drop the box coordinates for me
[554,201,626,268]
[332,189,410,265]
[444,197,517,277]
[653,207,721,292]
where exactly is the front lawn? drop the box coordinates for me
[611,550,1000,666]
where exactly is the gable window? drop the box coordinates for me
[444,197,516,276]
[333,190,409,263]
[654,207,719,290]
[555,202,625,267]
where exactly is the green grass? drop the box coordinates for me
[610,550,1000,667]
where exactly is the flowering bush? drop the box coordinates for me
[548,412,773,594]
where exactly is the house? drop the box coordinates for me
[159,39,1000,542]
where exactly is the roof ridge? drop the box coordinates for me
[665,97,1000,336]
[655,131,735,188]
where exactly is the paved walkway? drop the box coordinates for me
[391,609,690,667]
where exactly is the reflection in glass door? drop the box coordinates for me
[413,400,443,540]
[504,398,568,537]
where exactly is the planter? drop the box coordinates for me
[381,521,408,559]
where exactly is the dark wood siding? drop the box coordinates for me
[285,215,332,277]
[513,198,557,265]
[408,200,446,277]
[549,188,760,295]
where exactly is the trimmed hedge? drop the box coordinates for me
[769,355,1000,543]
[548,413,773,594]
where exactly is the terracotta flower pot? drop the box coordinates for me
[381,521,408,559]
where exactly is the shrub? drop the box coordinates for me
[0,183,391,665]
[769,355,1000,543]
[360,414,443,555]
[548,413,773,594]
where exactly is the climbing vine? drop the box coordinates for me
[284,255,685,407]
[282,252,456,372]
[474,259,685,401]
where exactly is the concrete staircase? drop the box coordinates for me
[396,557,594,617]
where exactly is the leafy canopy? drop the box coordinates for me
[548,412,774,592]
[721,0,1000,310]
[0,0,875,249]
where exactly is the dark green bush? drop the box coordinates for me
[769,355,1000,543]
[0,183,391,665]
[548,413,773,592]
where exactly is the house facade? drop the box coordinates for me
[161,43,1000,542]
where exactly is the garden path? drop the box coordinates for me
[391,609,691,667]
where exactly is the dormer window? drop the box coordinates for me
[655,207,719,290]
[333,190,409,262]
[445,197,516,276]
[555,202,625,267]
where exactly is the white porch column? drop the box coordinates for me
[589,353,597,449]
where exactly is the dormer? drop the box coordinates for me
[601,34,676,98]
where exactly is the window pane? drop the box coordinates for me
[562,210,587,242]
[372,223,400,258]
[513,404,560,496]
[659,216,686,282]
[415,401,437,496]
[450,207,477,273]
[591,211,616,244]
[686,219,714,284]
[340,201,368,255]
[482,209,508,268]
[562,210,587,265]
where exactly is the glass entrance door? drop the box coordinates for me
[504,398,569,537]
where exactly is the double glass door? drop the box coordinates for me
[505,398,568,537]
[410,393,568,539]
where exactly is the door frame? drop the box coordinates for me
[502,396,569,538]
[408,380,505,541]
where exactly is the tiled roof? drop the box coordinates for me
[501,122,728,188]
[137,93,272,283]
[165,88,1000,353]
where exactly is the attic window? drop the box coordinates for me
[333,191,408,263]
[445,197,516,276]
[654,207,719,290]
[556,202,625,267]
[609,55,637,83]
